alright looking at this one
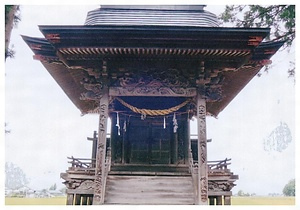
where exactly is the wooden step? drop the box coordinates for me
[110,164,190,173]
[104,175,195,205]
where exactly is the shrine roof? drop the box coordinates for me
[22,6,284,117]
[84,5,219,27]
[37,25,270,48]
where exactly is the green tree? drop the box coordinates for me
[283,179,295,196]
[220,5,295,77]
[5,162,29,190]
[49,183,57,191]
[5,5,20,60]
[237,190,244,196]
[5,5,20,136]
[5,122,11,134]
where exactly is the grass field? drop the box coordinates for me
[5,196,295,205]
[5,197,67,205]
[231,196,295,205]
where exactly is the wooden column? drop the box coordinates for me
[197,93,208,205]
[171,131,178,164]
[209,197,215,205]
[122,116,126,164]
[93,86,109,205]
[87,196,93,205]
[224,196,231,205]
[87,131,98,167]
[216,196,223,205]
[66,194,74,205]
[74,194,81,205]
[81,195,88,205]
[110,113,117,164]
[183,117,189,164]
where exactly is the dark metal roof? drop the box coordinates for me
[37,25,270,50]
[21,35,56,57]
[84,5,219,27]
[252,41,285,60]
[100,5,206,11]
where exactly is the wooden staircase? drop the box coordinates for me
[61,158,238,205]
[104,174,195,204]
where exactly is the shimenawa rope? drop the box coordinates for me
[115,97,190,116]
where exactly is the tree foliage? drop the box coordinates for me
[220,5,295,77]
[5,5,20,60]
[5,122,11,134]
[5,162,29,190]
[220,5,295,47]
[49,183,57,191]
[263,121,292,153]
[283,179,295,196]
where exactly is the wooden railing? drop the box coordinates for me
[207,158,231,170]
[189,156,231,172]
[68,156,95,169]
[67,147,111,173]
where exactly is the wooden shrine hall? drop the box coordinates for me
[23,5,283,205]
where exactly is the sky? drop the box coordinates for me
[3,2,297,198]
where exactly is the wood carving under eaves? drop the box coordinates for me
[79,61,230,106]
[208,181,235,192]
[80,75,103,101]
[113,68,191,88]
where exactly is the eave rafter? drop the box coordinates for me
[56,47,252,70]
[58,47,251,58]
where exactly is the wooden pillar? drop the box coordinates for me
[224,196,231,205]
[93,86,109,205]
[121,116,127,164]
[74,194,81,205]
[81,195,88,205]
[209,197,215,205]
[187,115,191,158]
[197,93,208,205]
[88,196,93,205]
[216,196,223,205]
[87,131,98,167]
[172,131,178,164]
[125,119,130,163]
[110,113,117,164]
[148,122,153,163]
[66,194,74,205]
[183,117,189,164]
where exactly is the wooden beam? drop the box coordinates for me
[109,87,197,97]
[67,189,94,194]
[93,86,109,204]
[208,191,232,196]
[56,50,72,68]
[196,92,208,205]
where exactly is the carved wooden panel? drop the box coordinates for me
[109,87,197,97]
[197,94,208,204]
[93,87,109,205]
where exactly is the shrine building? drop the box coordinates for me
[23,5,283,205]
